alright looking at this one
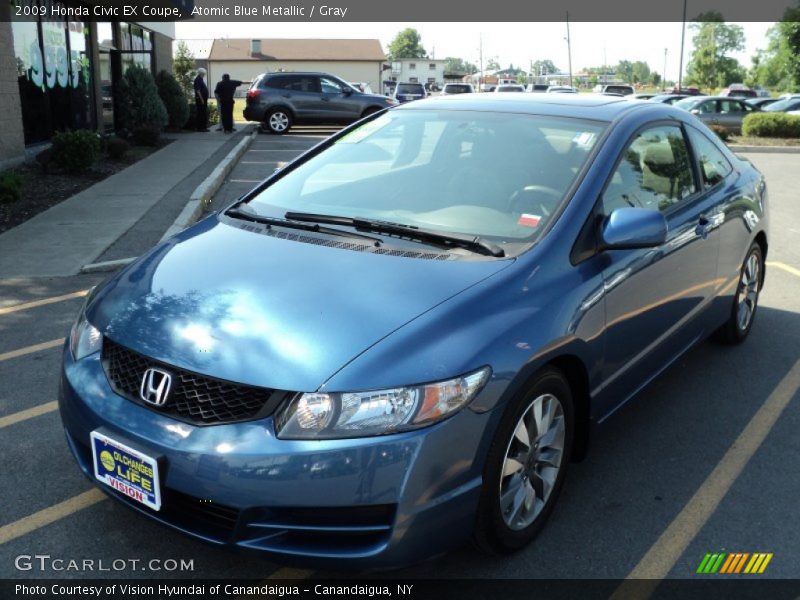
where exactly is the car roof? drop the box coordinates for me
[395,93,651,121]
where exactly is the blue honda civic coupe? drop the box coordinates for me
[60,94,767,568]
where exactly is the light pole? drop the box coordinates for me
[565,12,573,89]
[663,48,668,90]
[678,0,687,91]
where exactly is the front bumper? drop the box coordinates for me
[59,347,496,569]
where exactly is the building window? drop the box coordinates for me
[428,78,436,84]
[119,23,154,74]
[11,7,93,145]
[409,63,416,70]
[429,63,436,70]
[391,61,401,74]
[409,77,418,83]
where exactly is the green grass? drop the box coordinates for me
[207,99,247,124]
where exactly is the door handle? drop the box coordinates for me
[695,215,710,239]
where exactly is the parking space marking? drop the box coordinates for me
[766,261,800,278]
[0,489,106,545]
[0,338,64,362]
[0,401,58,429]
[0,289,89,316]
[611,357,800,597]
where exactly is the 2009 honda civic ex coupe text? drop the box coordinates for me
[60,94,768,568]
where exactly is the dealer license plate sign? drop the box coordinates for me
[91,431,161,510]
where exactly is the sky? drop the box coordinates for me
[175,21,773,82]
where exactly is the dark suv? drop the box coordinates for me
[393,82,427,103]
[244,72,397,134]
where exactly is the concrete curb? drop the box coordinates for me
[159,127,257,243]
[730,145,800,154]
[80,257,136,274]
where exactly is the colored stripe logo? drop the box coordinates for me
[696,552,773,574]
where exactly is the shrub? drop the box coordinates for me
[742,112,800,138]
[35,147,53,173]
[51,130,101,172]
[106,136,130,159]
[132,125,161,147]
[117,65,168,141]
[155,70,189,130]
[709,124,730,142]
[186,101,220,130]
[0,171,25,204]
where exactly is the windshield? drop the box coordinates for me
[397,84,424,94]
[764,98,800,112]
[445,85,472,93]
[675,97,702,110]
[245,110,606,246]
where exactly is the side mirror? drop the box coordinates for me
[690,108,700,115]
[343,88,353,96]
[600,207,667,250]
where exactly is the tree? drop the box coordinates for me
[444,57,478,75]
[173,41,196,100]
[387,28,426,59]
[485,58,501,72]
[650,71,662,86]
[118,65,168,141]
[748,6,800,91]
[531,60,558,77]
[155,70,189,130]
[631,61,651,84]
[685,13,746,89]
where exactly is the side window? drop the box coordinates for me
[267,75,319,92]
[698,101,716,114]
[719,100,739,114]
[320,76,343,94]
[602,125,697,215]
[686,126,733,188]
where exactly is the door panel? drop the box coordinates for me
[595,124,721,418]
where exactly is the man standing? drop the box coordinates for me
[214,73,243,133]
[193,68,209,132]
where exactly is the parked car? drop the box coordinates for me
[675,96,759,134]
[393,82,427,103]
[424,82,440,92]
[633,92,657,100]
[525,83,549,93]
[747,97,780,110]
[547,85,577,94]
[243,72,397,134]
[495,84,525,93]
[593,84,635,95]
[720,87,758,99]
[441,83,474,95]
[649,93,688,105]
[670,87,703,96]
[61,94,767,569]
[762,96,800,113]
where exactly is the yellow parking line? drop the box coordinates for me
[0,489,106,545]
[766,261,800,278]
[0,401,58,429]
[0,338,64,362]
[611,357,800,597]
[0,289,89,316]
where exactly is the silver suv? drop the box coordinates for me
[244,72,396,134]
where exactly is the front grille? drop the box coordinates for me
[102,338,282,425]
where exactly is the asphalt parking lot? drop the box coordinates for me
[1,139,798,583]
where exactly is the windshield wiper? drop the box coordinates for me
[226,205,383,245]
[284,212,505,258]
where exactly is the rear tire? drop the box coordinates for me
[473,367,573,554]
[263,108,292,135]
[714,242,763,345]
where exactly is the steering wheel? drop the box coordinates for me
[508,185,563,219]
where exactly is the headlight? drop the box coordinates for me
[276,367,491,439]
[69,308,102,361]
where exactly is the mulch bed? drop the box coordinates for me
[0,141,171,235]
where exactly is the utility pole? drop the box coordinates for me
[678,0,687,91]
[566,12,573,88]
[663,47,668,90]
[478,34,483,92]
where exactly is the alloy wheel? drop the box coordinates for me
[269,112,289,132]
[499,393,565,531]
[737,252,760,331]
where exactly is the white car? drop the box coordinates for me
[547,85,577,94]
[441,83,474,95]
[494,84,525,93]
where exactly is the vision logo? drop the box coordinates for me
[696,552,773,574]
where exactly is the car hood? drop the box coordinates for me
[89,217,513,392]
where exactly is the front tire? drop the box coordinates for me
[714,242,763,344]
[473,367,573,554]
[263,108,292,134]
